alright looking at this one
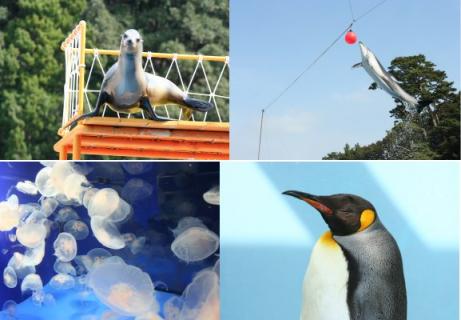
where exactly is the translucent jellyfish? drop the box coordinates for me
[179,270,219,320]
[0,197,20,231]
[55,207,80,224]
[121,178,153,203]
[172,217,206,238]
[39,161,56,167]
[91,162,126,184]
[203,186,219,206]
[64,219,89,240]
[171,227,219,262]
[24,210,47,225]
[88,262,157,316]
[154,281,168,292]
[83,188,99,209]
[122,233,136,243]
[130,236,146,255]
[31,290,56,307]
[213,259,220,277]
[90,217,125,250]
[50,273,76,290]
[82,248,113,271]
[55,193,80,206]
[35,166,58,197]
[40,197,59,217]
[21,273,43,293]
[3,266,17,288]
[8,233,16,242]
[16,222,47,248]
[8,253,36,279]
[88,188,120,218]
[63,172,88,203]
[16,180,38,195]
[53,260,76,276]
[49,162,76,194]
[2,300,16,317]
[54,232,77,262]
[163,296,183,320]
[24,241,45,266]
[121,163,153,175]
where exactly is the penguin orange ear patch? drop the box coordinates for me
[358,209,375,232]
[303,199,333,215]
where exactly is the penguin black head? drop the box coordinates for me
[283,191,377,236]
[121,29,143,54]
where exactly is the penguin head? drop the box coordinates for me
[283,191,377,236]
[121,29,143,54]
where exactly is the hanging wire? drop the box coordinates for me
[256,0,390,159]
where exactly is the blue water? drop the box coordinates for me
[0,162,219,319]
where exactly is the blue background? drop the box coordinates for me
[221,161,459,319]
[0,162,219,319]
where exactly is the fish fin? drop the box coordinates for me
[352,62,362,69]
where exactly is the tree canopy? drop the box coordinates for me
[0,0,228,159]
[323,55,460,160]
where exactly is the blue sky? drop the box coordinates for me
[230,0,460,159]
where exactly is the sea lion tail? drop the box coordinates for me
[183,97,214,112]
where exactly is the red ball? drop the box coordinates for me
[345,30,357,45]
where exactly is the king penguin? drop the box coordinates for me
[283,191,407,320]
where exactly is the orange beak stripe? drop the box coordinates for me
[303,198,333,215]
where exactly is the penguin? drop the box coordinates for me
[64,29,213,128]
[283,191,407,320]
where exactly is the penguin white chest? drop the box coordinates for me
[300,232,350,320]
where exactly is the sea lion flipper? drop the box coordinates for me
[139,96,172,121]
[63,91,110,129]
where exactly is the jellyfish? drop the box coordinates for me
[179,270,219,320]
[130,236,146,255]
[154,281,168,292]
[2,300,16,317]
[213,259,220,277]
[203,186,219,206]
[35,166,58,197]
[121,178,153,203]
[40,197,59,217]
[87,262,158,317]
[24,241,45,266]
[49,162,76,194]
[16,180,38,195]
[0,199,20,231]
[63,172,88,203]
[122,233,136,243]
[82,188,99,209]
[64,219,89,240]
[8,234,16,243]
[55,207,80,224]
[108,198,132,223]
[3,266,17,288]
[121,163,153,175]
[31,289,55,307]
[21,273,43,294]
[7,253,36,279]
[53,260,76,276]
[24,210,47,225]
[171,217,206,238]
[53,232,77,262]
[88,188,121,218]
[171,227,219,263]
[49,273,76,290]
[91,162,126,185]
[90,217,125,250]
[16,222,47,248]
[84,248,113,271]
[163,296,183,320]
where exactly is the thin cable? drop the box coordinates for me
[355,0,389,21]
[263,22,353,113]
[348,0,355,21]
[257,109,265,159]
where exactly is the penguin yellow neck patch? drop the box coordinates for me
[357,209,375,232]
[319,231,338,247]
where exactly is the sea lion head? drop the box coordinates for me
[120,29,143,55]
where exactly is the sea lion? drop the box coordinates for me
[64,29,213,128]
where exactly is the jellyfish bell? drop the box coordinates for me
[8,253,36,279]
[121,178,153,203]
[16,222,47,248]
[16,180,39,195]
[172,217,206,238]
[35,167,58,197]
[0,196,20,231]
[63,173,88,203]
[55,207,80,224]
[130,236,146,255]
[21,273,43,294]
[121,163,153,175]
[203,186,220,206]
[90,217,125,250]
[3,266,18,288]
[24,241,46,266]
[40,197,59,217]
[53,232,77,262]
[171,227,219,263]
[2,300,16,317]
[163,296,183,320]
[88,262,157,317]
[49,273,76,290]
[64,219,89,240]
[53,260,77,276]
[88,188,121,218]
[50,162,76,194]
[82,188,99,209]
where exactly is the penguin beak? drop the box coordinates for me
[283,190,333,215]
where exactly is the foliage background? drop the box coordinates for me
[0,0,229,159]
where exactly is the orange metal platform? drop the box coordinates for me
[54,117,229,160]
